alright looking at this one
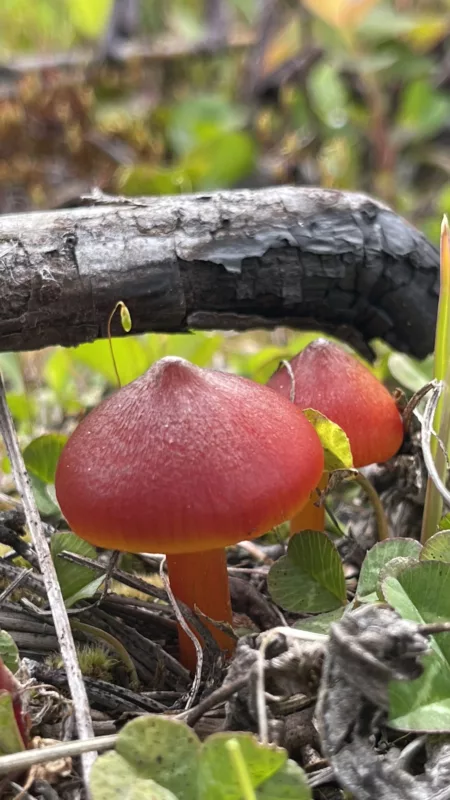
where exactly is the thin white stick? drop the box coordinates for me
[255,637,269,745]
[0,734,116,776]
[159,557,203,710]
[0,373,96,790]
[421,381,450,506]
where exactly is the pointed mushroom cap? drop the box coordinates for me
[55,357,324,554]
[267,339,403,468]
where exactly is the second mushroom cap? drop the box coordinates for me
[267,338,404,468]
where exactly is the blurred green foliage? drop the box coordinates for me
[1,0,448,233]
[0,0,446,507]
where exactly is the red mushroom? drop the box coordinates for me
[55,356,324,670]
[267,338,404,534]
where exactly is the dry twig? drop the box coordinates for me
[0,373,96,791]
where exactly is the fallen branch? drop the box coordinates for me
[0,186,438,356]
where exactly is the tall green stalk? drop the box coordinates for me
[421,216,450,543]
[225,740,257,800]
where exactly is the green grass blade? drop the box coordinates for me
[421,216,450,543]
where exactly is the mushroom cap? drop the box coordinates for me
[267,339,403,468]
[55,357,324,554]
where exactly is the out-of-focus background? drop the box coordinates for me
[2,0,449,235]
[0,0,447,498]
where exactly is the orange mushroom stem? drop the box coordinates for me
[166,549,234,670]
[268,339,404,535]
[290,472,328,534]
[56,357,324,670]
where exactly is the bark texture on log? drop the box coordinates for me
[0,186,438,355]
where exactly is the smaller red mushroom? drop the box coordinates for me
[267,338,404,534]
[56,356,324,670]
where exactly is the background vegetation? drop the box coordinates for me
[1,3,450,796]
[0,0,446,458]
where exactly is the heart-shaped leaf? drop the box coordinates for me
[23,434,67,484]
[0,631,19,674]
[357,538,422,603]
[268,531,347,613]
[421,530,450,562]
[198,733,285,800]
[51,532,104,603]
[117,716,200,800]
[381,561,450,731]
[90,716,311,800]
[90,752,180,800]
[256,759,311,799]
[438,514,450,532]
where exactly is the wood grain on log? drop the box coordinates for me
[0,186,438,356]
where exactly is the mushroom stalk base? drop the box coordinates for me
[290,472,328,534]
[166,548,235,672]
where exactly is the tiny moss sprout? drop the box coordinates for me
[46,645,118,682]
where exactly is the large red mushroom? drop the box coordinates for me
[267,338,404,534]
[56,356,324,670]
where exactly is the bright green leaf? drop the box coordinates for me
[377,557,421,601]
[357,538,422,603]
[64,574,106,609]
[0,693,25,755]
[23,434,67,485]
[189,131,256,190]
[5,393,36,425]
[382,561,450,731]
[66,0,113,39]
[90,752,180,800]
[43,349,82,414]
[51,533,102,603]
[30,475,60,517]
[293,607,346,635]
[70,338,151,386]
[308,63,349,129]
[162,332,223,367]
[91,716,302,800]
[116,716,200,800]
[303,409,353,471]
[126,780,179,800]
[167,95,247,157]
[256,759,312,799]
[268,531,347,613]
[387,353,432,393]
[422,530,450,562]
[1,455,11,474]
[118,163,194,196]
[198,732,285,800]
[0,631,19,674]
[358,5,422,40]
[0,354,24,393]
[437,514,450,533]
[397,79,450,141]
